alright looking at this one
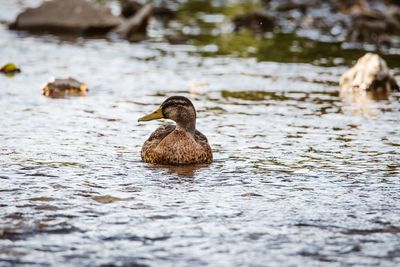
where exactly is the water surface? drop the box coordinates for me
[1,1,400,266]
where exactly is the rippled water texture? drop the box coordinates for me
[1,1,400,266]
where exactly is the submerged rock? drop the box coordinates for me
[9,0,122,35]
[339,53,399,97]
[42,78,88,98]
[0,63,21,75]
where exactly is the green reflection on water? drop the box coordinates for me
[193,32,400,67]
[176,1,400,68]
[178,0,262,22]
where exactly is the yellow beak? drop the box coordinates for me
[138,105,164,122]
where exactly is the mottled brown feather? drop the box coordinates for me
[141,124,212,165]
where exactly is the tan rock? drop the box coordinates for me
[339,53,399,95]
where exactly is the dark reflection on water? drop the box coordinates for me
[1,1,400,267]
[146,164,209,177]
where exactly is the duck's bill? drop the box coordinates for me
[138,106,164,122]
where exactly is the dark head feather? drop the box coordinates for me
[161,96,195,117]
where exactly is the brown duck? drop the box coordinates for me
[138,96,212,165]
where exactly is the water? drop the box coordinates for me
[1,1,400,266]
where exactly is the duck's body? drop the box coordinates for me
[139,96,213,165]
[141,124,212,165]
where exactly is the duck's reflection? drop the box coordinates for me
[146,164,208,178]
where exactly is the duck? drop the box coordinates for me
[138,96,213,165]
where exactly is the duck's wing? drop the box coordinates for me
[194,129,208,143]
[194,129,213,162]
[141,124,175,159]
[147,124,176,142]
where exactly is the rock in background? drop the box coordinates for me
[237,0,400,49]
[340,53,399,95]
[9,0,122,35]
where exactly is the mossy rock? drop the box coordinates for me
[0,63,21,74]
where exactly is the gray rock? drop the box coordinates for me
[10,0,122,35]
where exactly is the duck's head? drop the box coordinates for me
[138,96,196,133]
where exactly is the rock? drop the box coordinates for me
[339,53,398,116]
[233,10,275,32]
[114,4,153,42]
[346,6,400,45]
[339,53,399,96]
[9,0,122,35]
[42,77,88,98]
[0,63,21,75]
